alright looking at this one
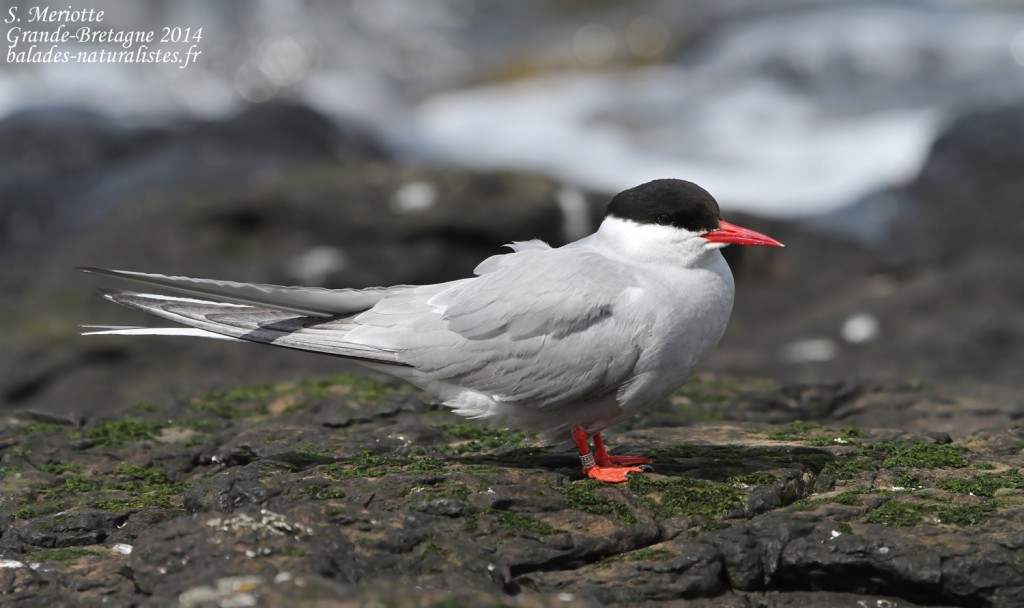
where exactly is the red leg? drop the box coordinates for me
[572,427,644,483]
[593,433,653,467]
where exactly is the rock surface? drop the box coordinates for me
[2,373,1022,606]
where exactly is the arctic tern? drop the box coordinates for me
[81,178,783,482]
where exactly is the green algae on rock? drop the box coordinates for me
[3,373,1024,606]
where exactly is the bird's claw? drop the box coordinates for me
[584,465,645,483]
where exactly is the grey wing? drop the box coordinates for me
[348,249,651,408]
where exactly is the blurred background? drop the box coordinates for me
[2,0,1024,417]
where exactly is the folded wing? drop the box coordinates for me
[348,247,650,408]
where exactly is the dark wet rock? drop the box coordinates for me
[2,373,1023,606]
[130,504,361,598]
[411,497,470,517]
[0,548,136,605]
[184,100,386,168]
[0,101,386,260]
[710,102,1024,393]
[14,510,125,549]
[0,101,400,416]
[902,104,1024,259]
[182,463,282,514]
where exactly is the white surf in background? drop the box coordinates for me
[3,1,1024,218]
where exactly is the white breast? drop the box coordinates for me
[615,250,735,413]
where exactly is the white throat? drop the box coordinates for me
[589,216,725,267]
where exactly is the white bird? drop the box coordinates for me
[80,179,783,482]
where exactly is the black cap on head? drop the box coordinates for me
[605,179,721,232]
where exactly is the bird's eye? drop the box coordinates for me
[655,213,672,226]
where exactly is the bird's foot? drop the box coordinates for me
[584,465,645,483]
[597,454,653,467]
[590,432,653,468]
[574,428,652,482]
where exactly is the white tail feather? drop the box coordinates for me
[82,326,245,341]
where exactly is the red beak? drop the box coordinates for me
[701,220,784,247]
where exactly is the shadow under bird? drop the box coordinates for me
[80,179,783,482]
